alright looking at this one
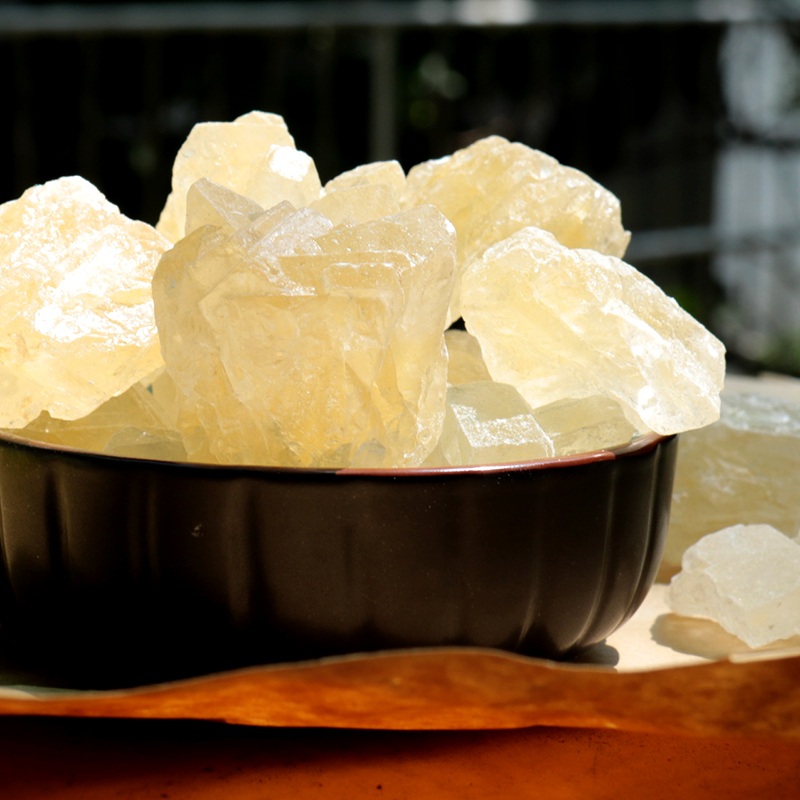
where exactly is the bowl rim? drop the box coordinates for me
[0,427,673,477]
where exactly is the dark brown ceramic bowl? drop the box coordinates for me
[0,430,677,687]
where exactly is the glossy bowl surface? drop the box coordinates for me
[0,431,677,686]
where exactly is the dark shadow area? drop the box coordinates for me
[565,640,620,668]
[2,14,725,321]
[2,715,800,800]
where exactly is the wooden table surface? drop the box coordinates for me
[1,715,798,799]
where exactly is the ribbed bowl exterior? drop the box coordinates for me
[0,433,677,685]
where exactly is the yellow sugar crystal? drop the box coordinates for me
[153,196,456,468]
[144,367,181,430]
[661,392,800,580]
[461,227,725,436]
[7,382,176,453]
[103,427,187,462]
[438,381,554,466]
[403,135,630,321]
[153,203,309,464]
[157,111,321,243]
[310,184,400,227]
[533,396,638,456]
[444,329,492,385]
[0,176,170,428]
[323,160,406,194]
[310,161,405,226]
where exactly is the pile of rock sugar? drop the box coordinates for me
[0,111,726,468]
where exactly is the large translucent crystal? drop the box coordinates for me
[461,226,726,436]
[403,135,630,321]
[668,524,800,648]
[662,392,800,579]
[153,192,456,468]
[0,176,170,428]
[437,381,554,466]
[157,111,321,243]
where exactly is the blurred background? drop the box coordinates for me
[4,0,800,374]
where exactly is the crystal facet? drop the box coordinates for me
[437,381,554,466]
[534,395,638,456]
[184,177,265,237]
[444,329,493,385]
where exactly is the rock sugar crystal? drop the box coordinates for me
[403,135,630,322]
[4,381,184,461]
[444,329,492,385]
[668,524,800,648]
[534,396,637,456]
[310,161,406,226]
[436,381,554,466]
[0,176,170,428]
[662,392,800,579]
[153,184,456,468]
[157,111,321,243]
[461,227,726,437]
